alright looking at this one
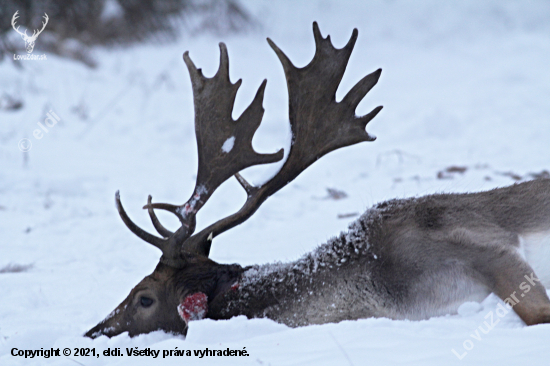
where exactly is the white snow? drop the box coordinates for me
[2,0,550,365]
[221,136,235,153]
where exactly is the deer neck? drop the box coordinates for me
[209,212,385,326]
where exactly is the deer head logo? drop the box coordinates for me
[11,11,49,54]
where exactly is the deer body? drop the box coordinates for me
[85,23,550,339]
[206,179,550,327]
[86,179,550,338]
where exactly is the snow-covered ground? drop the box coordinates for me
[2,0,550,365]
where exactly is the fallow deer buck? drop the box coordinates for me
[86,22,550,339]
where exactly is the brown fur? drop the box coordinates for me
[86,180,550,338]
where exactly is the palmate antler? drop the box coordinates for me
[116,22,382,267]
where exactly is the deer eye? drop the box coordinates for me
[140,296,154,307]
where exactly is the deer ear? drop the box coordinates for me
[178,292,208,325]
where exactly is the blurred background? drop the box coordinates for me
[2,0,548,68]
[0,0,253,67]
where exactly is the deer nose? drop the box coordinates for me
[84,321,119,339]
[84,324,105,338]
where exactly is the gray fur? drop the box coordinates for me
[86,179,550,338]
[212,179,550,326]
[83,20,550,339]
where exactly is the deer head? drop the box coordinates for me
[11,11,49,53]
[85,22,382,338]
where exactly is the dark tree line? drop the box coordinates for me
[0,0,254,65]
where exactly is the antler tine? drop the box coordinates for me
[344,27,359,51]
[217,43,230,81]
[181,22,383,256]
[266,38,293,77]
[183,51,203,89]
[146,195,174,238]
[342,69,382,111]
[312,21,323,43]
[115,192,193,267]
[235,172,257,196]
[357,105,383,140]
[115,191,166,249]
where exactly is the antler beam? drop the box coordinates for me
[117,22,382,266]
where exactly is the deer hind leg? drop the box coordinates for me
[450,227,550,325]
[479,249,550,325]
